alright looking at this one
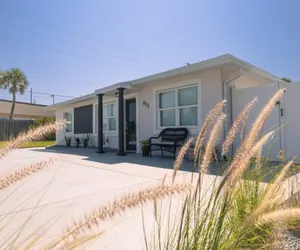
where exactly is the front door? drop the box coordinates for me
[125,98,136,151]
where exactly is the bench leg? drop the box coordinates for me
[149,146,152,157]
[160,147,164,157]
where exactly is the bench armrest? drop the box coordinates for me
[149,136,160,144]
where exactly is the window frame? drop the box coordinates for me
[63,110,73,134]
[94,102,117,134]
[106,103,117,131]
[156,84,199,129]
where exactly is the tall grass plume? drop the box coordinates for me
[0,122,63,159]
[63,183,191,240]
[172,137,194,183]
[222,97,257,156]
[0,158,56,190]
[194,100,226,163]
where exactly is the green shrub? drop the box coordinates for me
[32,117,55,127]
[81,134,91,148]
[64,136,72,147]
[30,117,56,141]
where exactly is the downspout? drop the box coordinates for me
[222,70,242,142]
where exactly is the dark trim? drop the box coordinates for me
[125,98,136,151]
[0,99,47,107]
[117,88,126,156]
[74,105,93,134]
[97,94,105,153]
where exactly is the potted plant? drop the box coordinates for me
[140,139,149,156]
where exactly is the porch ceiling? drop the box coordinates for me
[94,82,132,96]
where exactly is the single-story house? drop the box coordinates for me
[48,54,283,155]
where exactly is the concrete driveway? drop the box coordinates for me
[0,148,217,249]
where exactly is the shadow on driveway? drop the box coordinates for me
[30,146,298,183]
[30,146,206,173]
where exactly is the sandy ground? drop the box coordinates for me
[0,148,219,249]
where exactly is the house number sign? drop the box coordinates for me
[143,101,150,108]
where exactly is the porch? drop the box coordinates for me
[95,83,138,156]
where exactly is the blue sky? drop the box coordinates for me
[1,0,299,104]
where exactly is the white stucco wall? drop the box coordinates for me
[232,81,300,162]
[55,97,120,148]
[280,82,300,161]
[55,68,260,154]
[232,82,281,158]
[56,98,96,147]
[137,69,223,153]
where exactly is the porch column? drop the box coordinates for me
[117,87,126,156]
[97,93,104,153]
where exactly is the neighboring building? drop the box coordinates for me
[0,99,54,119]
[48,54,282,155]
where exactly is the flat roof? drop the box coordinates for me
[48,54,282,110]
[0,99,47,107]
[114,54,280,87]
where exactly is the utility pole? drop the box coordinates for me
[51,94,55,104]
[30,88,33,104]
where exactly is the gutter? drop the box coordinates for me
[222,70,242,142]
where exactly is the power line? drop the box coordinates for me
[0,91,72,101]
[2,17,146,65]
[1,5,184,66]
[0,89,75,99]
[25,90,76,99]
[2,31,144,73]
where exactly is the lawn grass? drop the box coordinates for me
[0,140,55,148]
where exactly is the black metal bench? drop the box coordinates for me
[149,128,189,158]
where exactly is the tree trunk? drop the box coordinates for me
[9,92,16,120]
[8,92,16,139]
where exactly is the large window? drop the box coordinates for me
[157,85,198,127]
[63,111,73,133]
[95,103,117,133]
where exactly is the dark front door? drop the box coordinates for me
[125,98,136,151]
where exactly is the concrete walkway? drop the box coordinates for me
[0,148,219,249]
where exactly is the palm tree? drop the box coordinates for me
[0,68,29,119]
[281,77,292,83]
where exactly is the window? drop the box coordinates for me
[157,85,198,127]
[106,103,117,131]
[95,103,117,133]
[63,111,73,133]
